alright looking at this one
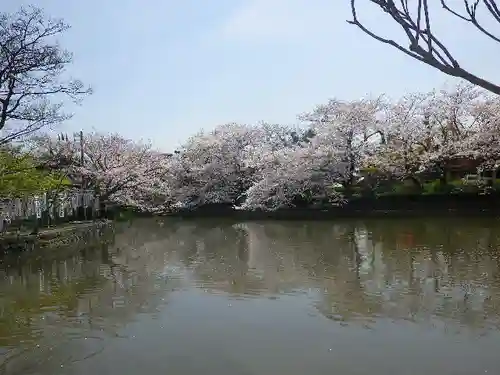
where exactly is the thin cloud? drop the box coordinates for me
[216,0,337,43]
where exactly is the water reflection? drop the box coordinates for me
[1,218,500,374]
[179,220,500,332]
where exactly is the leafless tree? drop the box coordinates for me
[0,6,91,145]
[347,0,500,95]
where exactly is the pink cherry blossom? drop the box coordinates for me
[26,82,500,213]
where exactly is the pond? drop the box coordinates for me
[1,217,500,375]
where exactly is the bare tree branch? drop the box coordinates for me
[347,0,500,95]
[0,6,91,144]
[440,0,500,43]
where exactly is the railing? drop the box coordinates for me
[462,174,493,185]
[0,189,100,234]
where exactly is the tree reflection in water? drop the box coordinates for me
[0,217,499,374]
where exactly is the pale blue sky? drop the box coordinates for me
[4,0,498,151]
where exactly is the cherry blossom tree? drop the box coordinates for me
[21,82,500,215]
[367,92,431,184]
[241,122,300,172]
[237,141,346,211]
[165,123,264,210]
[298,97,384,194]
[32,132,169,212]
[369,83,493,186]
[464,95,500,169]
[166,122,322,211]
[238,120,356,210]
[414,83,491,183]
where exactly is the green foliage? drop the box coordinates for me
[375,184,406,196]
[421,180,450,194]
[299,190,314,203]
[420,179,500,195]
[388,178,496,195]
[0,146,71,197]
[332,185,345,193]
[345,177,500,198]
[115,207,137,222]
[366,178,418,196]
[359,166,380,174]
[446,179,479,194]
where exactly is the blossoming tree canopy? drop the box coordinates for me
[466,95,500,168]
[237,144,346,211]
[30,132,169,210]
[166,123,270,209]
[298,97,384,189]
[20,82,500,213]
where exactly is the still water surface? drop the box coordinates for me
[1,218,500,374]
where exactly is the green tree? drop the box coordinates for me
[0,145,70,197]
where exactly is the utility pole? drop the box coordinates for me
[79,131,86,220]
[79,130,84,167]
[73,131,85,220]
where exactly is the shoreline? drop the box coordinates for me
[165,192,500,220]
[0,220,113,253]
[166,208,500,221]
